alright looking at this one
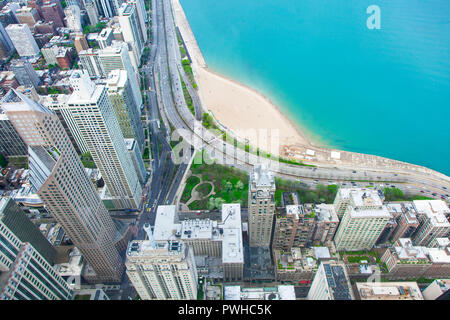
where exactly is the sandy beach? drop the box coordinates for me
[171,0,312,156]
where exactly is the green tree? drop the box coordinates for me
[0,154,7,167]
[235,180,244,190]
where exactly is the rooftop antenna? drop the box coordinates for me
[143,223,156,248]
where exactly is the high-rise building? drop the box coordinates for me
[128,0,147,42]
[126,224,198,300]
[1,89,124,283]
[78,48,105,78]
[10,60,40,88]
[5,24,39,57]
[310,204,340,244]
[221,203,244,282]
[125,138,146,185]
[333,189,390,251]
[355,282,423,300]
[118,3,144,68]
[64,6,82,33]
[97,28,114,49]
[248,164,275,247]
[389,202,420,242]
[0,113,28,158]
[39,94,88,154]
[41,1,65,28]
[307,261,354,300]
[85,0,99,25]
[99,41,142,111]
[412,200,450,247]
[66,71,142,209]
[0,7,19,28]
[106,69,144,151]
[0,21,14,60]
[0,197,56,264]
[272,205,315,251]
[422,279,450,300]
[14,7,40,29]
[0,233,73,300]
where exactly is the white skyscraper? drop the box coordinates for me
[128,0,147,42]
[66,71,142,209]
[5,24,39,57]
[118,3,144,69]
[126,225,198,300]
[99,41,142,112]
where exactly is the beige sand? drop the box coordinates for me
[171,0,312,155]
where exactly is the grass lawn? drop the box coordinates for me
[196,183,212,198]
[181,175,200,203]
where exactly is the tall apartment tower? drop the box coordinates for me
[78,48,104,78]
[248,164,276,247]
[333,189,390,251]
[126,225,198,300]
[106,69,144,151]
[0,226,73,300]
[99,41,142,112]
[10,60,40,88]
[118,3,144,69]
[0,113,28,157]
[412,200,450,247]
[0,197,56,264]
[66,71,142,209]
[1,89,125,283]
[41,1,65,28]
[5,24,39,57]
[307,261,354,300]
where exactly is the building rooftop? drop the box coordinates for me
[250,164,275,189]
[413,200,450,227]
[315,204,339,222]
[153,205,177,241]
[356,282,423,300]
[314,247,331,260]
[221,204,243,264]
[322,262,354,300]
[224,285,295,300]
[339,188,383,208]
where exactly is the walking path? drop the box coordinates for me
[185,173,215,206]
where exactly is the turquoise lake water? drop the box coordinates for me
[180,0,450,175]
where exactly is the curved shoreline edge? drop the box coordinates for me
[171,0,450,184]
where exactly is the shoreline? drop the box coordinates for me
[171,0,450,182]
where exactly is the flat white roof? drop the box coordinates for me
[339,188,383,207]
[413,200,450,227]
[349,205,391,219]
[153,205,177,241]
[314,247,331,259]
[221,204,243,264]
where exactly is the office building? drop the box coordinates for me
[99,41,142,111]
[333,189,390,251]
[126,224,198,300]
[307,261,354,300]
[355,282,423,300]
[0,235,72,300]
[248,164,275,247]
[0,197,56,264]
[67,71,142,209]
[5,24,39,57]
[0,113,28,157]
[64,6,82,33]
[10,60,40,88]
[412,200,450,247]
[1,89,124,283]
[106,69,144,150]
[0,8,19,28]
[128,0,147,42]
[118,3,144,68]
[422,279,450,300]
